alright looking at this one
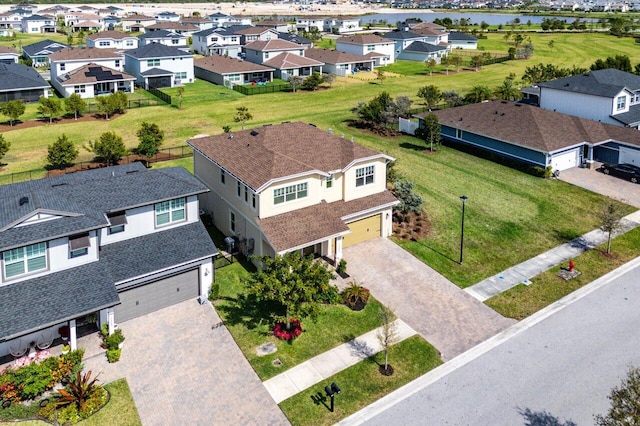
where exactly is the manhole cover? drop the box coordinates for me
[256,342,277,357]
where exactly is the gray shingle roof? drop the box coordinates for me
[138,29,185,41]
[124,42,193,59]
[21,39,69,57]
[140,67,173,76]
[0,260,120,340]
[538,69,640,98]
[610,105,640,127]
[403,41,447,53]
[277,32,312,46]
[448,32,478,42]
[382,30,424,40]
[0,63,49,91]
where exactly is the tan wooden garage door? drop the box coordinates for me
[343,215,381,248]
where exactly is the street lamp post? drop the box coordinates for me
[459,195,468,264]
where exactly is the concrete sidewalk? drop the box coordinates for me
[263,319,416,404]
[465,210,640,301]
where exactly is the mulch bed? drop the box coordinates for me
[0,113,120,131]
[393,210,431,241]
[46,151,183,176]
[379,364,395,376]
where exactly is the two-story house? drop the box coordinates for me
[382,30,448,62]
[206,12,235,28]
[188,122,398,263]
[0,12,23,32]
[155,11,180,22]
[48,47,123,81]
[20,14,56,33]
[123,43,194,88]
[538,69,640,130]
[180,15,214,31]
[295,17,325,33]
[138,29,189,51]
[0,163,217,359]
[86,31,139,50]
[324,18,362,34]
[336,34,395,66]
[144,21,198,36]
[243,39,324,81]
[0,46,19,64]
[22,39,70,67]
[191,26,244,57]
[234,26,278,45]
[121,14,155,32]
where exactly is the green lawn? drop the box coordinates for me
[278,336,442,426]
[213,258,390,380]
[486,226,640,319]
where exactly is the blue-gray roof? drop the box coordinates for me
[0,63,49,91]
[0,259,120,340]
[124,42,193,59]
[157,11,179,17]
[0,164,209,250]
[140,67,173,76]
[611,105,640,127]
[103,221,218,284]
[278,32,312,45]
[538,69,640,98]
[404,41,447,53]
[382,30,424,40]
[138,29,185,41]
[22,39,69,58]
[448,32,478,42]
[22,14,53,21]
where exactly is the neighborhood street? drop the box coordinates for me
[344,258,640,426]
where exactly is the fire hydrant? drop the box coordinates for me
[569,260,575,272]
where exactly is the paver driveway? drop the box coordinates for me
[342,238,515,361]
[84,300,288,426]
[560,166,640,208]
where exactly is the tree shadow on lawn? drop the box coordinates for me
[215,293,281,336]
[399,141,427,152]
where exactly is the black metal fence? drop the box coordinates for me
[136,83,172,105]
[84,97,165,113]
[233,83,291,96]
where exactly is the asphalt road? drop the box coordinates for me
[353,258,640,426]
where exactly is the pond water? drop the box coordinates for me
[360,12,596,26]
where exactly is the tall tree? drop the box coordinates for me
[425,57,437,76]
[233,106,253,130]
[0,100,25,126]
[47,134,78,169]
[136,122,164,159]
[37,97,63,124]
[64,93,86,120]
[597,201,624,254]
[417,85,441,109]
[85,131,127,166]
[0,134,11,164]
[594,366,640,425]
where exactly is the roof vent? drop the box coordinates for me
[51,182,68,188]
[19,196,29,206]
[228,133,234,139]
[494,111,498,114]
[500,113,505,116]
[250,130,259,136]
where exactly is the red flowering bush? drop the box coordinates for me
[273,319,302,341]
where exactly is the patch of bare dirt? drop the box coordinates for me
[392,210,431,241]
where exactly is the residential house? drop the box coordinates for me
[22,39,70,67]
[0,63,50,102]
[414,100,640,171]
[206,12,235,28]
[123,43,194,88]
[195,55,274,86]
[53,63,135,98]
[448,32,478,49]
[277,32,313,48]
[104,6,124,16]
[188,122,398,262]
[0,12,23,31]
[138,29,188,51]
[243,39,324,81]
[382,30,443,60]
[234,26,278,45]
[48,48,124,84]
[20,14,56,33]
[538,69,640,129]
[155,11,180,22]
[121,14,155,32]
[254,20,291,33]
[65,13,105,32]
[86,31,139,50]
[0,46,19,64]
[144,21,198,36]
[180,16,214,31]
[295,17,325,32]
[305,48,375,76]
[6,7,32,18]
[37,6,69,17]
[336,34,395,66]
[192,26,244,56]
[222,15,252,27]
[0,163,217,359]
[398,41,448,62]
[324,18,361,34]
[409,24,450,46]
[102,15,122,30]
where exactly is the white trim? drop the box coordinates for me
[341,201,399,221]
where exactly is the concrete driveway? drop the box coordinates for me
[342,238,515,361]
[84,300,288,426]
[560,166,640,208]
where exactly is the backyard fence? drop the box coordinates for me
[84,97,165,113]
[233,83,291,95]
[136,83,172,105]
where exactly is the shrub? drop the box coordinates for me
[336,259,347,275]
[273,319,302,341]
[101,323,109,338]
[315,284,340,304]
[39,371,107,424]
[12,362,51,400]
[103,329,125,351]
[62,349,85,378]
[209,282,220,301]
[342,281,371,311]
[106,349,121,363]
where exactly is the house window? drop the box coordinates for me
[59,63,65,71]
[244,185,249,203]
[147,58,160,67]
[456,128,462,139]
[155,197,186,226]
[74,85,85,94]
[220,169,226,184]
[367,45,375,51]
[172,39,179,45]
[252,193,256,209]
[107,211,127,234]
[355,166,374,187]
[115,59,120,67]
[264,52,270,59]
[126,40,134,46]
[616,96,626,111]
[69,233,90,258]
[175,71,187,80]
[274,183,307,205]
[3,242,47,278]
[229,211,236,232]
[299,50,303,55]
[228,74,241,82]
[231,36,237,42]
[237,181,241,197]
[99,41,109,47]
[326,175,333,188]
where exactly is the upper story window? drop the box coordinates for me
[220,169,226,184]
[274,183,307,205]
[367,45,375,51]
[155,197,186,226]
[99,41,109,46]
[59,63,66,71]
[172,39,179,45]
[107,211,127,234]
[3,242,47,278]
[237,181,241,197]
[264,52,270,59]
[252,193,256,209]
[69,233,90,258]
[147,58,160,67]
[244,185,249,203]
[326,175,333,188]
[617,96,627,111]
[115,59,120,67]
[355,166,374,187]
[126,40,134,46]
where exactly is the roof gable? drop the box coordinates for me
[124,42,193,59]
[539,69,640,97]
[0,63,49,91]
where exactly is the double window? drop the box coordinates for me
[355,166,374,187]
[3,242,47,278]
[616,95,626,111]
[147,58,160,67]
[155,197,186,226]
[74,85,85,94]
[274,183,307,205]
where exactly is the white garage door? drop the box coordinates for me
[552,150,579,171]
[619,146,640,166]
[115,269,199,323]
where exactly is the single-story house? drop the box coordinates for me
[397,41,448,63]
[304,48,375,76]
[0,62,50,102]
[194,55,274,87]
[0,46,19,64]
[22,39,70,67]
[416,100,640,171]
[448,32,478,50]
[53,63,135,98]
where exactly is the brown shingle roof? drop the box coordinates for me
[245,39,304,52]
[195,55,274,74]
[188,122,387,190]
[86,31,135,41]
[337,34,390,45]
[235,26,276,35]
[0,46,19,55]
[257,191,398,252]
[263,52,323,69]
[123,14,154,20]
[56,63,134,86]
[255,20,288,26]
[145,22,198,31]
[424,100,640,153]
[48,47,122,61]
[305,48,373,65]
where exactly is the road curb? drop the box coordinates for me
[338,255,640,425]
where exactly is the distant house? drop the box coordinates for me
[180,16,214,31]
[398,41,448,62]
[382,30,437,59]
[0,12,23,31]
[305,48,375,76]
[277,32,313,48]
[243,39,323,81]
[138,29,188,51]
[192,26,241,56]
[53,63,135,98]
[144,21,198,36]
[21,14,56,33]
[123,43,194,88]
[0,46,19,64]
[48,48,124,84]
[102,15,121,30]
[206,12,235,28]
[155,11,180,22]
[121,14,155,32]
[0,63,50,102]
[448,32,478,49]
[65,13,105,32]
[254,20,290,33]
[234,26,278,45]
[194,55,274,86]
[22,39,70,67]
[324,18,361,34]
[336,34,395,66]
[86,31,139,50]
[295,17,324,33]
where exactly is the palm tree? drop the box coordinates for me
[465,85,492,103]
[494,75,521,101]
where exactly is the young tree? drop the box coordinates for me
[47,134,78,169]
[37,96,63,124]
[425,57,437,76]
[414,113,441,151]
[597,201,624,254]
[289,76,304,93]
[302,72,323,91]
[377,305,398,375]
[109,91,128,114]
[417,85,441,109]
[442,90,464,107]
[376,69,386,85]
[247,252,337,331]
[96,96,117,120]
[64,93,86,119]
[0,100,26,126]
[594,366,640,425]
[322,73,336,87]
[233,106,253,130]
[136,122,164,159]
[440,55,450,75]
[85,131,127,166]
[392,179,424,214]
[0,134,11,164]
[352,91,395,126]
[470,54,484,72]
[176,86,185,109]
